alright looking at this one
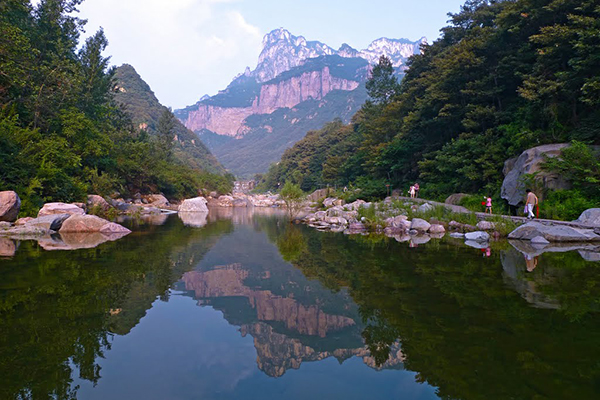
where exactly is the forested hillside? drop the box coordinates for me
[0,0,231,214]
[260,0,600,205]
[113,64,225,175]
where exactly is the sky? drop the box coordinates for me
[73,0,467,109]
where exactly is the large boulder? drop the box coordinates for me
[59,214,131,234]
[576,208,600,227]
[0,191,21,222]
[465,231,491,243]
[38,202,85,218]
[87,195,111,211]
[232,198,248,207]
[445,193,468,205]
[476,221,496,231]
[410,218,431,233]
[501,144,570,206]
[429,224,446,234]
[508,222,600,242]
[307,189,330,202]
[146,194,169,208]
[179,197,209,213]
[27,214,71,232]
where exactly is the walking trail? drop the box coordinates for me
[395,196,599,231]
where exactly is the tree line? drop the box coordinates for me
[0,0,232,215]
[258,0,600,215]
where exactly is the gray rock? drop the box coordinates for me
[428,224,446,234]
[411,235,431,245]
[87,195,111,212]
[508,222,600,242]
[450,232,465,239]
[146,194,170,208]
[314,211,327,221]
[179,197,209,213]
[410,218,431,233]
[575,208,600,227]
[465,231,490,243]
[232,198,248,207]
[501,144,571,206]
[476,221,496,231]
[0,221,11,230]
[418,203,434,213]
[0,191,21,222]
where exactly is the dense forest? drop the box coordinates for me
[259,0,600,213]
[0,0,232,215]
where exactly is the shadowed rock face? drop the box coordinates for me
[182,264,355,337]
[0,237,17,257]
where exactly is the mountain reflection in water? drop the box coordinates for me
[1,207,600,399]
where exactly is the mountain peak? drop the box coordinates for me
[252,28,426,82]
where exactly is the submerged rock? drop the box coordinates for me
[178,212,208,228]
[0,191,21,222]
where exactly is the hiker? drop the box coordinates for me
[409,185,416,198]
[525,189,538,219]
[484,196,492,214]
[414,183,420,198]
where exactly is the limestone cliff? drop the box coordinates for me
[182,63,363,138]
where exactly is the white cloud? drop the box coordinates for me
[77,0,263,108]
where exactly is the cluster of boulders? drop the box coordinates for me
[206,192,285,208]
[1,191,132,255]
[301,197,501,248]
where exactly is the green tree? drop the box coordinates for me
[279,181,305,221]
[365,55,400,105]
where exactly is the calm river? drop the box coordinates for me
[1,207,599,399]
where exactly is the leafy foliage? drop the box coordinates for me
[260,0,600,211]
[0,1,231,212]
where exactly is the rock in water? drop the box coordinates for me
[410,218,431,233]
[0,237,17,257]
[0,191,21,222]
[38,202,85,218]
[465,231,491,243]
[576,208,600,227]
[59,215,131,234]
[508,222,600,242]
[27,214,71,232]
[179,197,209,212]
[428,224,446,234]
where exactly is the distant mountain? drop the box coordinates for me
[176,28,426,178]
[114,64,225,174]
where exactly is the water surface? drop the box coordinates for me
[1,208,599,399]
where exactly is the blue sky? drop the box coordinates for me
[76,0,466,108]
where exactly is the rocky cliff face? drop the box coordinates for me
[183,65,361,137]
[176,28,426,177]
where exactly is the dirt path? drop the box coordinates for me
[395,196,599,230]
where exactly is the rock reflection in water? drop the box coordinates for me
[0,237,17,257]
[181,262,404,377]
[178,211,208,228]
[38,232,130,251]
